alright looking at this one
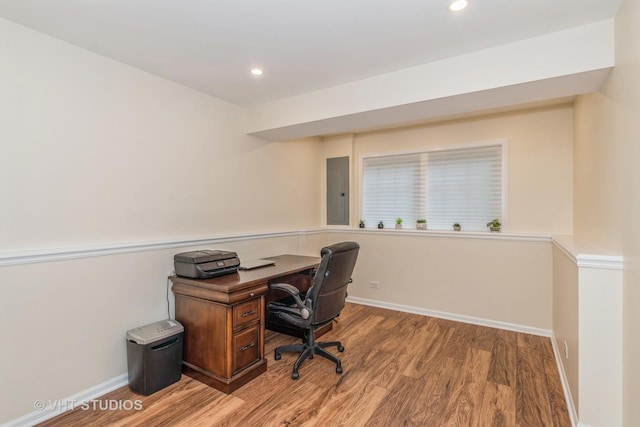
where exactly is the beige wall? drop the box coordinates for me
[0,18,323,254]
[330,231,552,329]
[573,0,640,425]
[552,244,580,415]
[316,106,574,338]
[0,19,325,424]
[349,105,574,234]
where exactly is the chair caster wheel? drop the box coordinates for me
[292,371,299,380]
[337,345,345,352]
[274,351,281,361]
[336,365,343,374]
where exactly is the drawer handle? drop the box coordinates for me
[240,342,256,352]
[241,310,256,317]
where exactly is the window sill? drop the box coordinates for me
[330,227,550,242]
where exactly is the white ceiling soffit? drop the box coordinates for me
[248,71,608,141]
[247,20,614,141]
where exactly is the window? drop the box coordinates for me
[361,141,504,231]
[362,153,425,227]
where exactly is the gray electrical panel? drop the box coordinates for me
[327,156,349,225]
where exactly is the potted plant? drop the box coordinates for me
[416,219,427,230]
[487,218,501,232]
[377,221,384,229]
[359,219,365,229]
[453,223,461,231]
[395,218,403,229]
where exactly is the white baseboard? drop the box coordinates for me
[346,296,552,337]
[2,374,128,427]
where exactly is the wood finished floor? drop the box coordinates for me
[39,303,571,426]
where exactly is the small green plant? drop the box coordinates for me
[416,219,427,224]
[487,218,501,228]
[359,219,365,228]
[453,222,461,227]
[487,218,501,231]
[396,218,403,225]
[453,223,461,231]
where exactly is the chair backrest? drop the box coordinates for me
[307,241,360,325]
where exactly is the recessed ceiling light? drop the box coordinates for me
[250,68,263,76]
[448,0,468,12]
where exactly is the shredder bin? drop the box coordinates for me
[126,319,184,395]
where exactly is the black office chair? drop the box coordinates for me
[267,241,360,379]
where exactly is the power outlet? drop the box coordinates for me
[369,281,379,289]
[563,340,569,359]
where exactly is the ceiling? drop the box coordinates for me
[0,0,623,108]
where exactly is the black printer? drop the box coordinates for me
[173,250,240,279]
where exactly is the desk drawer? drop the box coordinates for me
[233,325,259,373]
[233,299,260,329]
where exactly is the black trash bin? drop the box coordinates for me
[126,319,184,395]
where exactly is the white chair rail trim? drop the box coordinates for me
[0,227,552,267]
[0,228,327,267]
[552,234,623,270]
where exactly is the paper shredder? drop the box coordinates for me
[126,319,184,395]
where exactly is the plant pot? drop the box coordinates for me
[359,223,365,229]
[395,224,402,229]
[489,226,501,232]
[416,223,427,230]
[453,225,461,231]
[377,222,384,229]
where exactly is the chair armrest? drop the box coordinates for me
[269,283,312,319]
[270,282,300,297]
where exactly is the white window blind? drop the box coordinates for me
[361,153,425,228]
[426,145,502,231]
[361,143,503,231]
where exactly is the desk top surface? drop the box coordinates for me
[170,254,320,293]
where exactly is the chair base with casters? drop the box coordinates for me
[274,324,344,379]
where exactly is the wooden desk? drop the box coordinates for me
[170,254,320,393]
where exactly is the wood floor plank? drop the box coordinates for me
[302,379,389,427]
[478,381,516,427]
[540,338,572,427]
[224,381,326,426]
[440,346,492,427]
[439,322,476,361]
[471,324,498,352]
[405,356,462,426]
[171,395,245,427]
[364,374,427,427]
[516,345,555,427]
[488,329,517,387]
[403,322,455,380]
[116,390,244,427]
[517,332,547,352]
[37,303,571,427]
